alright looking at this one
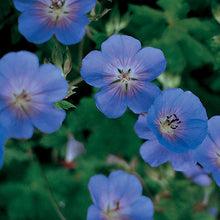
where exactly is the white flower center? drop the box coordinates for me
[104,201,121,220]
[113,68,137,90]
[13,89,31,112]
[117,68,131,83]
[159,114,181,135]
[48,0,69,20]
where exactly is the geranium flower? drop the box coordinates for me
[0,126,8,168]
[13,0,97,45]
[134,88,208,171]
[81,35,166,118]
[0,51,68,139]
[193,116,220,186]
[183,165,211,186]
[87,170,154,220]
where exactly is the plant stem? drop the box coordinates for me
[30,150,66,220]
[69,77,84,87]
[78,36,85,70]
[39,166,66,220]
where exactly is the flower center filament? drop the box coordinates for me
[159,114,181,135]
[105,201,121,219]
[49,0,65,9]
[117,68,131,82]
[13,89,31,111]
[48,0,69,20]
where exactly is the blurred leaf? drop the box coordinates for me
[127,2,217,74]
[39,126,68,149]
[105,4,130,36]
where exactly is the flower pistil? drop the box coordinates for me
[12,89,31,112]
[159,113,181,135]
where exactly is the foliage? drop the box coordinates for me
[0,0,220,219]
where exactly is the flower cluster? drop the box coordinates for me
[134,88,208,171]
[81,33,220,189]
[2,2,220,217]
[13,0,96,45]
[88,170,154,220]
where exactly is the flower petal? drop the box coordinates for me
[177,119,208,149]
[29,103,66,133]
[0,126,7,168]
[13,0,36,12]
[172,90,208,121]
[212,170,220,187]
[101,35,141,62]
[95,83,127,118]
[121,196,154,220]
[148,88,183,115]
[127,81,161,114]
[169,150,196,171]
[193,174,211,186]
[0,74,13,111]
[0,51,39,80]
[55,14,88,45]
[87,205,106,220]
[208,116,220,146]
[18,9,54,44]
[31,64,68,103]
[193,136,219,172]
[132,47,167,81]
[134,114,155,140]
[0,108,34,139]
[183,165,211,186]
[0,145,4,169]
[88,174,109,210]
[108,170,142,207]
[140,139,170,167]
[70,0,97,13]
[140,139,196,171]
[81,51,115,87]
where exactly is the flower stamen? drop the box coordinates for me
[13,89,31,109]
[117,68,131,82]
[159,114,181,135]
[104,200,121,219]
[49,0,65,9]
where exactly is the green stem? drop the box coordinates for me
[30,150,66,220]
[133,171,153,198]
[39,167,66,220]
[78,36,85,70]
[69,77,83,87]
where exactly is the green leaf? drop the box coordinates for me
[55,100,75,110]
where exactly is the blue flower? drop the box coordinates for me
[81,35,166,118]
[193,116,220,187]
[183,165,211,186]
[87,170,154,220]
[0,51,68,139]
[134,88,208,171]
[13,0,96,45]
[0,126,8,168]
